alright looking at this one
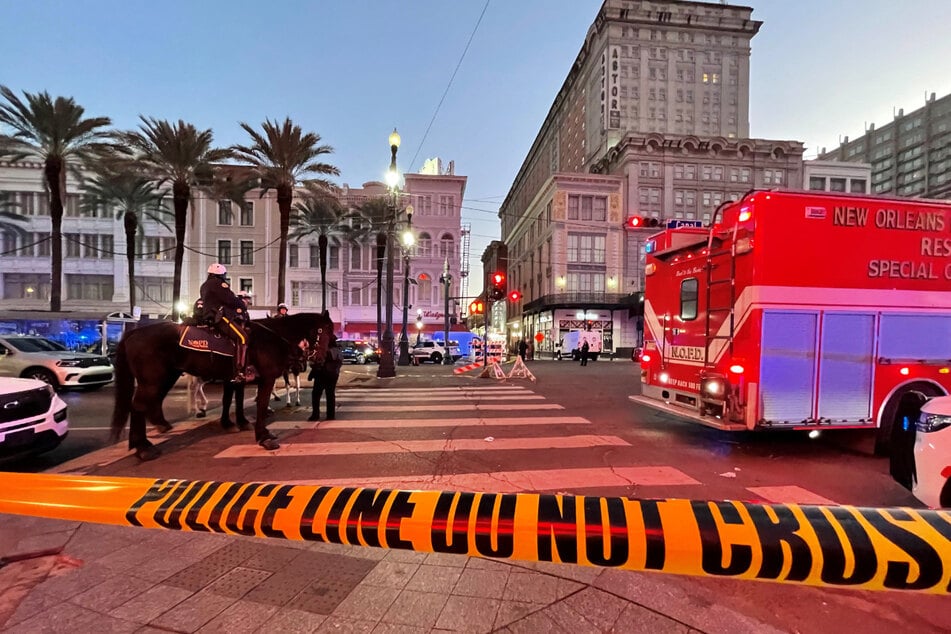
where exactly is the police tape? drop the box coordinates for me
[0,472,948,594]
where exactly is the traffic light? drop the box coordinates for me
[468,300,484,315]
[508,290,522,302]
[626,216,661,229]
[489,272,506,301]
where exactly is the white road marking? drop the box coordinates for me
[273,465,700,493]
[214,434,629,458]
[746,485,837,505]
[266,416,590,430]
[333,394,546,401]
[320,403,564,412]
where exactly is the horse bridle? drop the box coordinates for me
[253,321,330,364]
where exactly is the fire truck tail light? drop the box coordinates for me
[940,368,950,374]
[735,236,753,254]
[702,378,724,396]
[659,372,670,384]
[899,367,910,376]
[738,206,753,222]
[729,364,745,375]
[641,353,652,363]
[645,263,657,276]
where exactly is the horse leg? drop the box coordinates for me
[292,372,301,407]
[283,371,293,408]
[220,382,235,430]
[128,409,160,461]
[235,383,252,431]
[129,387,165,461]
[256,378,279,450]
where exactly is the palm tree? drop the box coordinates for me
[289,187,347,312]
[115,118,232,319]
[0,86,112,310]
[353,197,395,340]
[81,166,170,312]
[232,118,339,305]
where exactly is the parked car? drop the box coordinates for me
[0,335,114,390]
[892,393,951,508]
[338,340,380,365]
[0,377,69,459]
[411,341,461,364]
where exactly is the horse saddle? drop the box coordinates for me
[179,325,235,357]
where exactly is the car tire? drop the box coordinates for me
[431,352,442,364]
[877,381,943,456]
[357,355,366,365]
[23,367,59,389]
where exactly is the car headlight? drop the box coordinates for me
[57,359,83,367]
[916,413,951,433]
[364,348,373,354]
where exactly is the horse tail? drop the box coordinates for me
[109,337,135,440]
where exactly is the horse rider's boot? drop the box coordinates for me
[233,344,248,383]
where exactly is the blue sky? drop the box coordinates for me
[3,0,950,288]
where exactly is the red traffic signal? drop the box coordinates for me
[626,216,661,229]
[489,271,506,301]
[491,272,505,285]
[508,290,522,302]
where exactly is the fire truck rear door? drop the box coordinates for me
[760,311,818,425]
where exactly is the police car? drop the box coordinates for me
[0,377,69,459]
[891,394,951,508]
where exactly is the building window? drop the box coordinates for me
[330,290,338,308]
[850,179,867,193]
[567,233,606,264]
[240,240,254,265]
[309,244,319,268]
[809,176,826,191]
[439,234,454,258]
[593,197,606,221]
[680,278,698,320]
[350,244,362,270]
[239,278,253,293]
[288,243,298,268]
[291,282,300,307]
[65,233,80,258]
[101,234,113,258]
[350,286,361,306]
[417,277,432,303]
[764,169,785,185]
[829,178,847,192]
[83,235,98,258]
[417,233,431,258]
[329,245,339,269]
[567,196,579,220]
[3,273,50,300]
[66,274,114,301]
[1,232,16,255]
[218,200,232,225]
[218,240,231,265]
[566,272,605,293]
[240,201,254,226]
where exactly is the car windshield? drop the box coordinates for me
[5,337,67,353]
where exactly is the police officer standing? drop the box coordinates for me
[274,302,289,318]
[200,263,250,382]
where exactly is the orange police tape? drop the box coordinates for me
[0,472,949,594]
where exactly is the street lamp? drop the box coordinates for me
[397,215,415,366]
[377,128,403,379]
[439,258,453,365]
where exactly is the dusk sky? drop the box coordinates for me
[3,0,950,289]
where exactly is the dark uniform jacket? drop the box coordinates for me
[199,275,246,323]
[308,340,343,380]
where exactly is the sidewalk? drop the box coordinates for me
[2,366,948,633]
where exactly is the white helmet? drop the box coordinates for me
[207,263,227,276]
[278,302,288,309]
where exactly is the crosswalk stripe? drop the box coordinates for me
[337,387,532,395]
[746,486,837,505]
[335,394,547,401]
[214,434,629,458]
[323,403,564,412]
[273,466,700,492]
[266,416,590,430]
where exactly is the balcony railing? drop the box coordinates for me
[523,292,642,313]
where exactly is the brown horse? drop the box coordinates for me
[110,312,333,460]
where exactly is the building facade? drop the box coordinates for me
[498,0,803,355]
[819,91,951,199]
[0,160,467,345]
[802,159,871,194]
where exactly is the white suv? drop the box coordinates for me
[0,335,114,390]
[411,341,461,364]
[0,377,69,458]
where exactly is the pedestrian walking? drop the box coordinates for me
[518,338,528,361]
[580,340,590,366]
[308,334,343,422]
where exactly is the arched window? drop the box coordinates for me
[417,232,432,258]
[439,233,454,259]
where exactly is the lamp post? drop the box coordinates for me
[398,224,415,366]
[439,258,453,364]
[377,128,403,379]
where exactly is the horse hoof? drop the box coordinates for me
[135,445,162,461]
[259,437,280,451]
[237,422,252,432]
[196,410,207,419]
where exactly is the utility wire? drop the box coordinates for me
[408,0,490,172]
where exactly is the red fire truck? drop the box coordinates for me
[633,190,951,453]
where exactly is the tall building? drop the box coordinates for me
[0,159,466,345]
[498,0,804,356]
[819,91,951,199]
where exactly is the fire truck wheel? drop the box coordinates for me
[877,382,943,457]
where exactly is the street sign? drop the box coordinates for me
[667,219,703,229]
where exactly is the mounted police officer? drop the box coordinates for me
[199,263,250,382]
